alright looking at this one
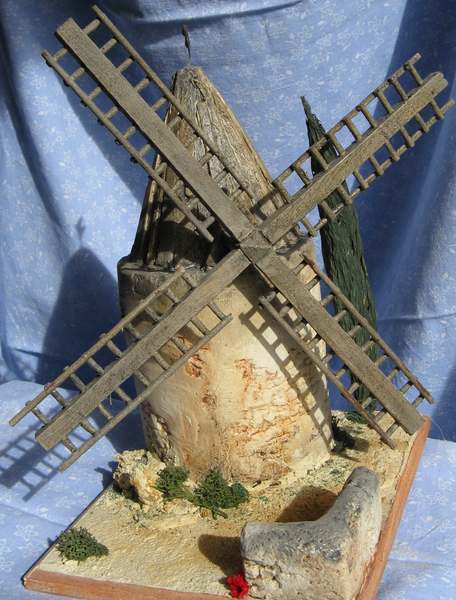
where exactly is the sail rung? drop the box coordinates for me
[123,125,136,139]
[124,323,141,340]
[51,390,68,407]
[171,336,188,353]
[69,373,86,391]
[114,387,132,404]
[191,317,209,335]
[106,339,123,357]
[104,105,119,120]
[98,403,113,420]
[152,352,170,370]
[322,352,334,365]
[321,294,334,307]
[135,78,150,93]
[375,354,389,366]
[334,309,348,322]
[61,438,78,454]
[151,96,167,112]
[117,57,134,73]
[138,143,152,158]
[87,357,105,375]
[304,276,319,291]
[84,18,101,35]
[335,366,348,380]
[348,324,362,337]
[32,407,50,425]
[144,307,161,322]
[164,288,180,304]
[279,304,291,317]
[387,367,400,380]
[100,38,117,54]
[208,302,227,320]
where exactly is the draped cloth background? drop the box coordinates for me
[0,1,455,599]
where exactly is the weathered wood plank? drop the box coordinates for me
[57,19,253,242]
[59,315,232,471]
[247,249,423,434]
[9,268,186,427]
[36,249,250,449]
[261,72,448,244]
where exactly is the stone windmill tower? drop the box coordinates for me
[118,65,331,483]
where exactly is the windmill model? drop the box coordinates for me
[9,6,453,473]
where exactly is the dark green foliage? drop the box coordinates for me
[346,410,367,424]
[331,416,355,453]
[155,465,192,501]
[192,469,249,519]
[56,527,108,563]
[302,97,378,404]
[155,466,250,519]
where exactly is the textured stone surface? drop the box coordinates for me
[112,449,198,519]
[113,449,165,505]
[241,466,382,600]
[119,264,333,484]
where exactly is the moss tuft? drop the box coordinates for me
[192,469,249,519]
[56,527,108,563]
[155,466,249,519]
[346,411,367,424]
[155,465,191,501]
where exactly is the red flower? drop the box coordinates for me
[227,573,249,598]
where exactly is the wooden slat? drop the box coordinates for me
[59,316,232,471]
[261,72,449,244]
[56,19,253,243]
[249,249,424,434]
[259,297,395,448]
[35,249,249,449]
[91,4,253,206]
[306,256,434,403]
[10,268,186,427]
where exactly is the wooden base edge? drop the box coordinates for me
[23,417,431,600]
[24,570,226,600]
[357,416,431,600]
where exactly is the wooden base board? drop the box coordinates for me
[23,417,431,600]
[357,416,430,600]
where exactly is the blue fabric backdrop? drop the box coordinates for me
[1,0,455,438]
[0,1,456,598]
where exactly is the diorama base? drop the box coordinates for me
[23,415,430,600]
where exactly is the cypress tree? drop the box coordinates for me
[301,96,377,406]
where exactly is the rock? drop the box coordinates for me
[113,450,199,521]
[241,467,381,600]
[113,449,165,506]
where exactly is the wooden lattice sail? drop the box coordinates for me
[10,5,453,470]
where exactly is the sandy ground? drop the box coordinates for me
[38,412,416,597]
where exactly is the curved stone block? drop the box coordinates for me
[241,466,381,600]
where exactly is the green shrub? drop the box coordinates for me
[155,466,249,519]
[346,411,367,424]
[56,527,108,563]
[155,465,192,501]
[192,469,249,519]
